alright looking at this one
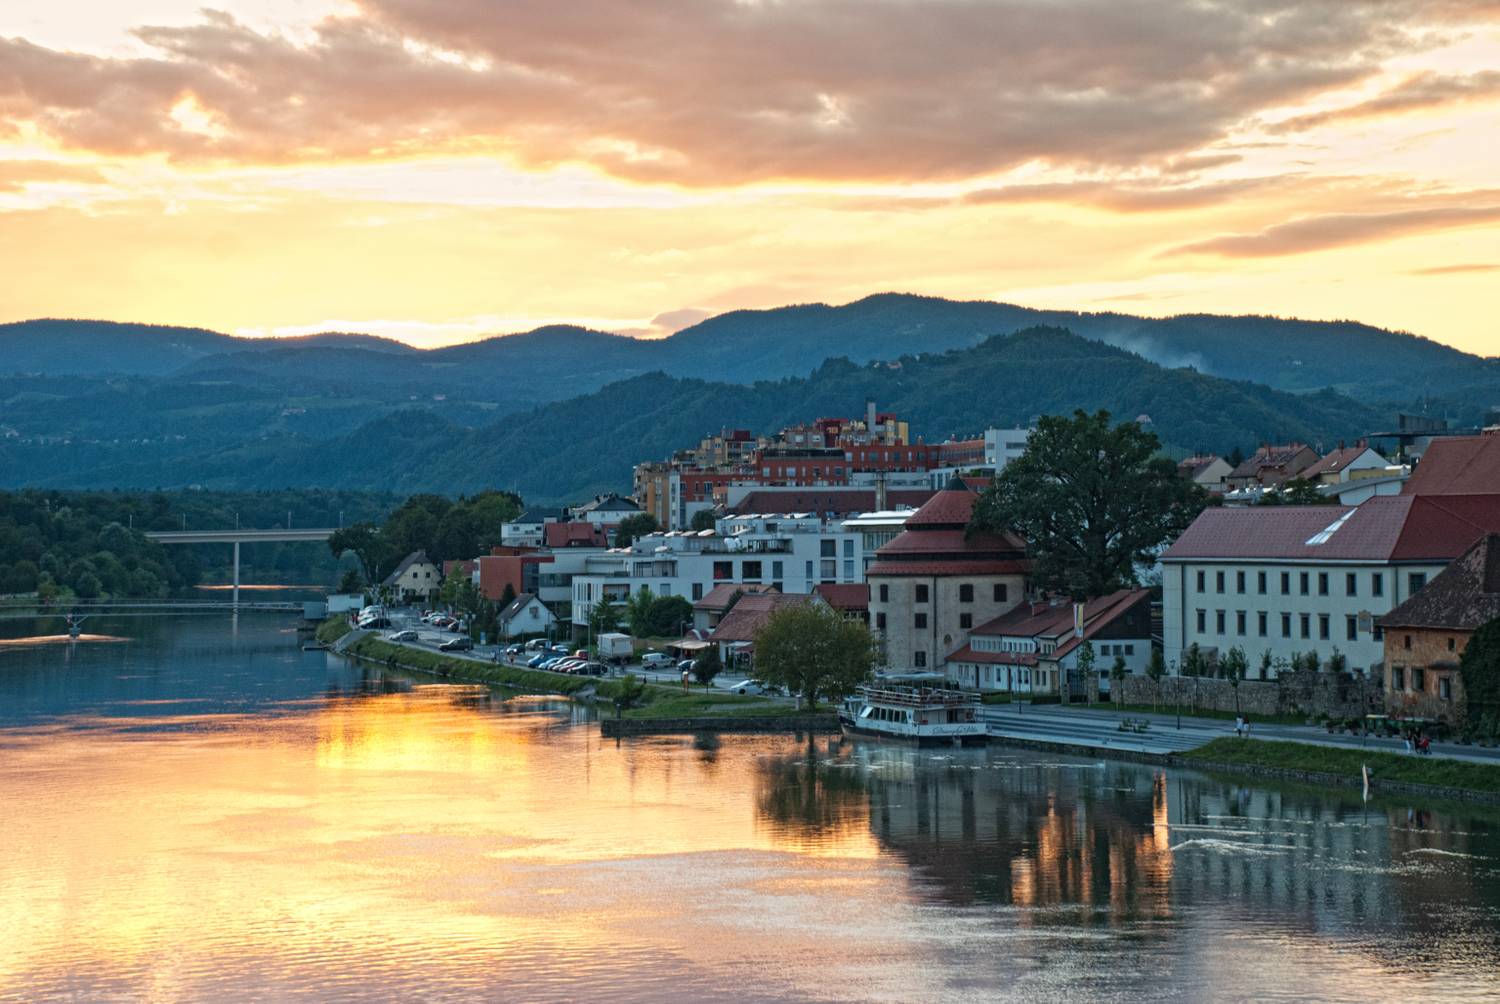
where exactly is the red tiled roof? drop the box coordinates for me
[1405,435,1500,496]
[1380,533,1500,631]
[708,593,818,643]
[1162,495,1500,563]
[1303,444,1382,479]
[944,644,1038,666]
[1229,443,1315,479]
[813,583,870,611]
[903,481,979,528]
[544,522,610,548]
[1391,496,1500,561]
[692,582,777,610]
[866,559,1031,577]
[955,588,1152,663]
[726,489,936,516]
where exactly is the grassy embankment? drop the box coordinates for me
[338,629,805,719]
[315,618,353,645]
[1183,738,1500,794]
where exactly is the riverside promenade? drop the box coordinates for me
[981,703,1500,765]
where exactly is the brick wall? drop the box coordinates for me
[1384,626,1470,724]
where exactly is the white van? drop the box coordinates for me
[524,638,548,652]
[640,652,673,667]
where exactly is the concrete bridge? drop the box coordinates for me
[144,528,337,607]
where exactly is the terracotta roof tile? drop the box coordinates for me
[692,582,778,610]
[812,583,870,610]
[1405,434,1500,496]
[1379,533,1500,631]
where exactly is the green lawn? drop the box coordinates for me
[621,694,809,720]
[1182,738,1500,794]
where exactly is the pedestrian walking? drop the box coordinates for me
[1234,715,1244,738]
[1242,714,1251,738]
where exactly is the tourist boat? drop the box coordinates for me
[839,684,987,746]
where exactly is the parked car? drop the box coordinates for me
[640,652,673,668]
[527,654,550,668]
[676,659,697,674]
[388,630,418,642]
[577,662,609,677]
[358,616,391,629]
[525,639,547,652]
[734,679,782,696]
[539,658,564,670]
[550,643,570,655]
[439,636,474,652]
[556,659,586,673]
[572,649,589,659]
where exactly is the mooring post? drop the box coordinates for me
[232,540,241,610]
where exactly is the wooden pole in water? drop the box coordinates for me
[232,541,240,610]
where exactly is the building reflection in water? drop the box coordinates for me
[753,738,1500,981]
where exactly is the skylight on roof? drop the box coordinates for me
[1306,509,1356,546]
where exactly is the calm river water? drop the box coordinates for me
[2,615,1499,1002]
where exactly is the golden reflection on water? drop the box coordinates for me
[2,669,1499,1001]
[0,633,130,647]
[0,684,894,1000]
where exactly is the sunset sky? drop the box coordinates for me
[2,0,1498,352]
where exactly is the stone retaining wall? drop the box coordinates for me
[1114,668,1385,719]
[601,715,840,737]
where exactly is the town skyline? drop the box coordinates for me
[2,1,1499,352]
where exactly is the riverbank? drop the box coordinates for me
[1180,738,1500,803]
[981,732,1500,804]
[334,630,816,730]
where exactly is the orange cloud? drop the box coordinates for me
[0,1,1493,184]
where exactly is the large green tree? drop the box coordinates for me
[753,602,875,709]
[614,513,660,548]
[328,522,391,583]
[969,410,1208,599]
[1461,618,1500,727]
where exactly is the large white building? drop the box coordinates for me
[1160,495,1500,676]
[569,513,866,629]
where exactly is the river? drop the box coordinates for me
[2,614,1498,1002]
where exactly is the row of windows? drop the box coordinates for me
[877,583,1010,604]
[1098,643,1135,657]
[1193,568,1427,599]
[1390,666,1452,700]
[1195,608,1380,642]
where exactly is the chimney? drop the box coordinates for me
[867,400,878,439]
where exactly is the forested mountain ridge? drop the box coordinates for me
[4,328,1388,502]
[4,295,1493,416]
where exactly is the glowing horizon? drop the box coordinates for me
[2,1,1499,354]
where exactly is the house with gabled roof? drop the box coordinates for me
[946,588,1152,697]
[1379,533,1500,724]
[706,591,825,666]
[1302,440,1388,485]
[691,582,779,632]
[496,592,556,640]
[382,550,440,603]
[1225,443,1320,490]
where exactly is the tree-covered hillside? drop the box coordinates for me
[5,327,1386,502]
